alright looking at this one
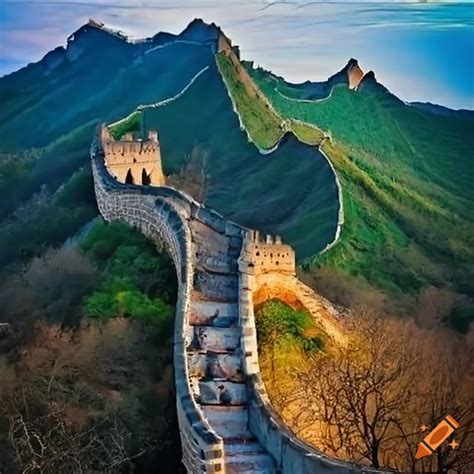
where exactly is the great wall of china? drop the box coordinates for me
[91,125,386,474]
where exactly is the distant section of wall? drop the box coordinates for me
[101,125,165,186]
[217,31,240,59]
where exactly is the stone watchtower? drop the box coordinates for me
[100,125,166,186]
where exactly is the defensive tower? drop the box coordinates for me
[100,125,165,186]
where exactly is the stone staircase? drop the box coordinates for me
[187,222,275,473]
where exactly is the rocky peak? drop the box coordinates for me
[345,58,360,70]
[180,18,221,44]
[65,20,129,62]
[67,19,127,47]
[358,70,379,91]
[361,70,377,83]
[358,70,398,100]
[343,58,364,90]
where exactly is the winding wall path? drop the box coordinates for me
[91,127,385,473]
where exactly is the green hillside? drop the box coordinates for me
[142,60,339,257]
[245,65,474,318]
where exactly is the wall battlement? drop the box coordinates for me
[241,229,296,276]
[101,125,165,186]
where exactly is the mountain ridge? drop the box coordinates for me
[0,18,438,109]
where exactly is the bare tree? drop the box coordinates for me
[168,145,209,203]
[24,247,96,326]
[1,384,145,473]
[287,310,474,472]
[0,318,178,473]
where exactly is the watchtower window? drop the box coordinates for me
[125,169,134,184]
[142,168,151,186]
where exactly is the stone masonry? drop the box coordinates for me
[91,124,388,474]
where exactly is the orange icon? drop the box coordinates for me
[415,415,459,459]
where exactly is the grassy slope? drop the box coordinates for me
[248,66,474,301]
[109,111,143,139]
[216,52,283,149]
[217,52,327,149]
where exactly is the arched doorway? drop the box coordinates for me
[142,168,151,186]
[125,169,134,184]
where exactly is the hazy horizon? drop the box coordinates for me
[1,0,473,109]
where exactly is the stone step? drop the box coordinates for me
[224,441,276,473]
[225,440,266,455]
[225,452,276,474]
[188,353,244,382]
[191,315,238,328]
[201,406,252,439]
[189,300,239,327]
[195,253,236,274]
[199,381,247,406]
[193,271,238,302]
[186,326,241,352]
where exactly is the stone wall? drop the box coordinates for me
[253,272,347,346]
[91,128,225,473]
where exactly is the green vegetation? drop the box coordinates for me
[0,238,182,473]
[109,110,143,139]
[289,120,327,146]
[256,299,325,355]
[217,55,328,150]
[0,41,214,271]
[81,221,177,331]
[216,52,283,149]
[255,299,326,394]
[248,66,474,312]
[0,149,44,219]
[0,166,97,269]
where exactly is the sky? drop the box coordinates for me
[0,1,473,109]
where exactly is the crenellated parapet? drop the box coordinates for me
[239,229,295,276]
